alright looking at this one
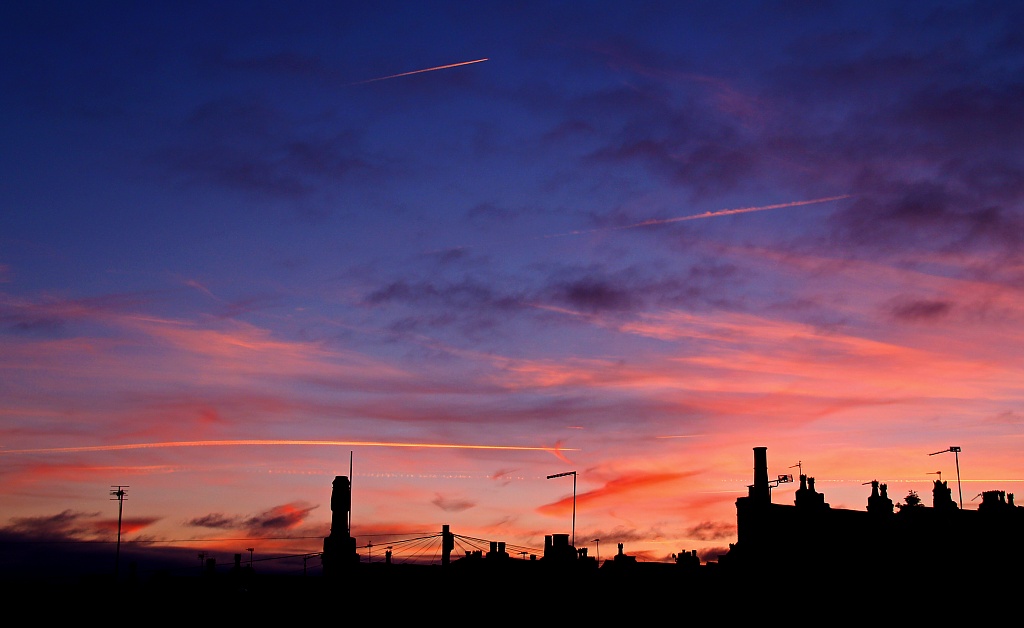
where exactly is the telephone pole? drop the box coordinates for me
[110,486,128,580]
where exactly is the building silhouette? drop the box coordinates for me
[722,446,1023,596]
[319,445,1024,597]
[10,444,1022,616]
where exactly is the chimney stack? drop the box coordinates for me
[752,446,770,504]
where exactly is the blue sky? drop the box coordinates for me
[2,1,1023,574]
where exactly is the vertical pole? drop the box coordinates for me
[110,486,128,580]
[116,493,123,578]
[929,447,963,509]
[348,451,353,535]
[954,448,963,509]
[546,471,577,546]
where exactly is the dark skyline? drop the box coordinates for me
[4,445,1019,624]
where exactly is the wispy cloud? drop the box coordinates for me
[543,195,853,238]
[348,58,488,86]
[537,471,694,516]
[0,439,576,456]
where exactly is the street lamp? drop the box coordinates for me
[929,446,962,509]
[546,470,576,547]
[246,547,254,568]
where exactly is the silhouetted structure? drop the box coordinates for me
[321,475,358,575]
[15,443,1022,616]
[723,446,1024,595]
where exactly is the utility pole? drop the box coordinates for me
[110,486,128,580]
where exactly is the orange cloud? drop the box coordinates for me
[93,517,161,535]
[537,471,696,517]
[0,439,576,455]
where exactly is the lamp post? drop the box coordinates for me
[546,471,577,547]
[246,547,254,569]
[929,446,962,509]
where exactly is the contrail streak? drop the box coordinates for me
[0,439,576,455]
[544,194,853,238]
[349,58,488,86]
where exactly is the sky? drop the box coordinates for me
[2,1,1024,578]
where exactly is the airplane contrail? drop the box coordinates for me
[0,438,575,455]
[349,58,488,86]
[543,194,853,238]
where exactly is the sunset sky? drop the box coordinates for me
[2,2,1023,576]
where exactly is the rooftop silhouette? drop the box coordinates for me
[4,445,1020,617]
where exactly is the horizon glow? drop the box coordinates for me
[1,2,1021,575]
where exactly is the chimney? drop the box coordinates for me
[752,446,770,504]
[442,524,454,565]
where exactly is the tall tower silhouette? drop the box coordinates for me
[322,475,358,575]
